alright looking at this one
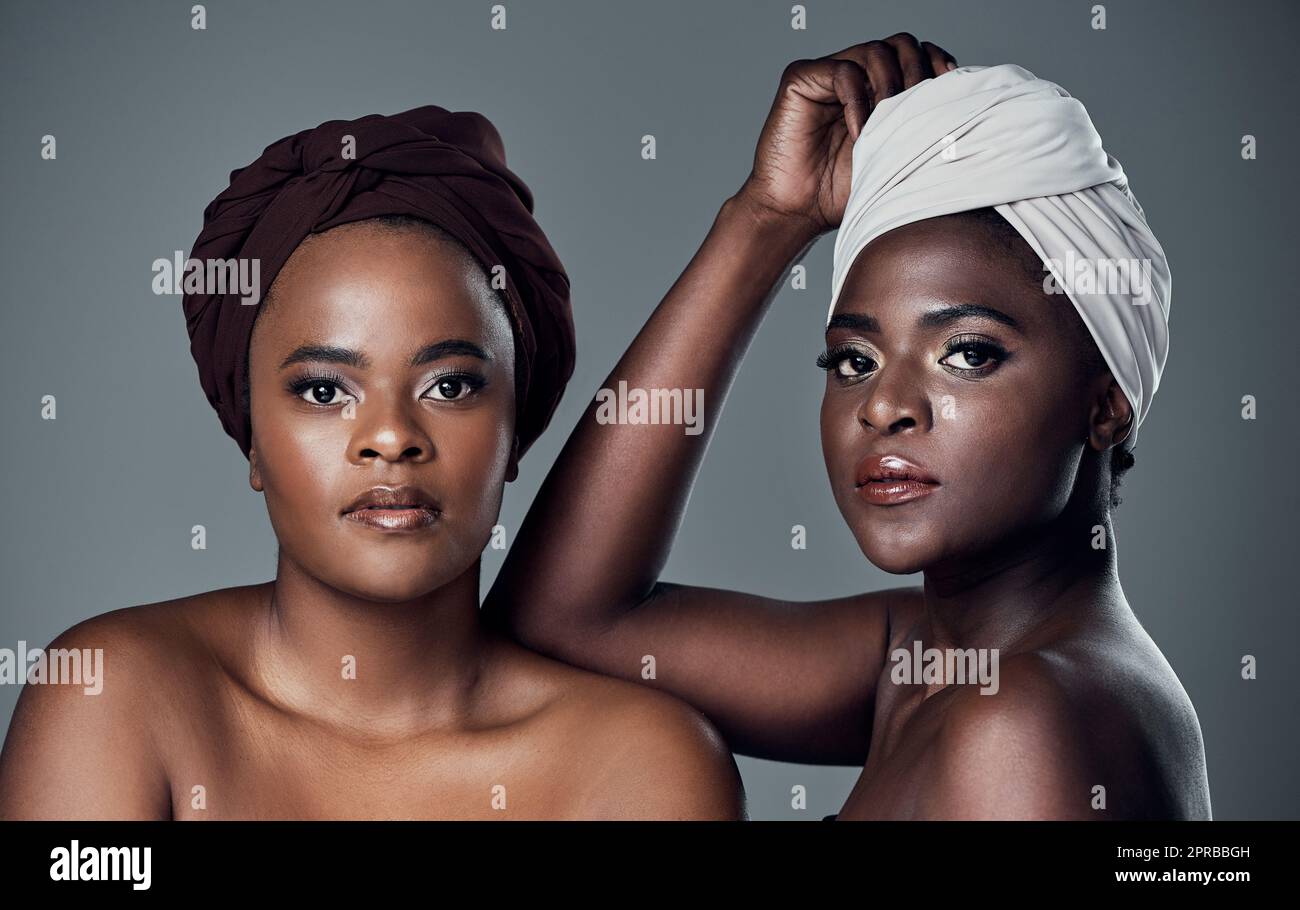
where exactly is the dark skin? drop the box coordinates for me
[484,35,1211,819]
[0,221,744,820]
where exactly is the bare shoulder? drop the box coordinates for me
[0,585,263,819]
[925,639,1210,819]
[27,584,260,692]
[922,653,1097,819]
[570,673,746,820]
[496,641,745,820]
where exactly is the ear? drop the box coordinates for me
[505,435,520,483]
[1087,376,1134,453]
[249,444,264,492]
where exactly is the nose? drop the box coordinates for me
[857,358,932,435]
[348,394,435,464]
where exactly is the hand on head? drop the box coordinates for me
[738,34,957,238]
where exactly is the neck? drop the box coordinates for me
[919,498,1125,654]
[249,554,491,737]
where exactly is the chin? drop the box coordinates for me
[835,503,936,575]
[864,550,928,575]
[324,554,468,604]
[336,574,449,604]
[854,532,935,576]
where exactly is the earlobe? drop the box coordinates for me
[249,446,264,492]
[1097,379,1138,449]
[1112,410,1134,448]
[1090,379,1133,451]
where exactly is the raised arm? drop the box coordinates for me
[485,36,955,765]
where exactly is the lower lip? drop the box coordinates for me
[343,507,440,532]
[857,480,939,506]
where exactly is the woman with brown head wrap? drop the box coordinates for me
[0,106,743,820]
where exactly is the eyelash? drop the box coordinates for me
[422,371,488,403]
[816,344,875,380]
[815,335,1010,381]
[287,370,352,406]
[938,334,1009,377]
[286,370,488,407]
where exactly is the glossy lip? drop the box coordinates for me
[341,484,441,533]
[854,454,940,507]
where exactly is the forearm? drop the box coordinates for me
[485,191,820,640]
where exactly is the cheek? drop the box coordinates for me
[820,389,884,536]
[819,386,855,473]
[818,369,1086,571]
[253,417,350,548]
[936,375,1085,526]
[438,413,513,528]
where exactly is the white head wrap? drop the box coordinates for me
[829,64,1170,444]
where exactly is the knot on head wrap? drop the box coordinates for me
[182,105,575,460]
[830,64,1170,444]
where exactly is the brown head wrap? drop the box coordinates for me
[182,104,575,460]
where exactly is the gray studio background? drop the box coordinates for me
[1,0,1296,820]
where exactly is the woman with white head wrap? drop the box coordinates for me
[830,62,1170,450]
[487,36,1209,819]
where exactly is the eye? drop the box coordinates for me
[290,376,353,407]
[939,335,1008,376]
[816,345,878,381]
[942,347,992,369]
[425,374,484,402]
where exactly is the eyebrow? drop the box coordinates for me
[826,313,880,334]
[826,304,1023,335]
[278,345,368,370]
[410,339,492,367]
[917,303,1023,333]
[278,339,491,371]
